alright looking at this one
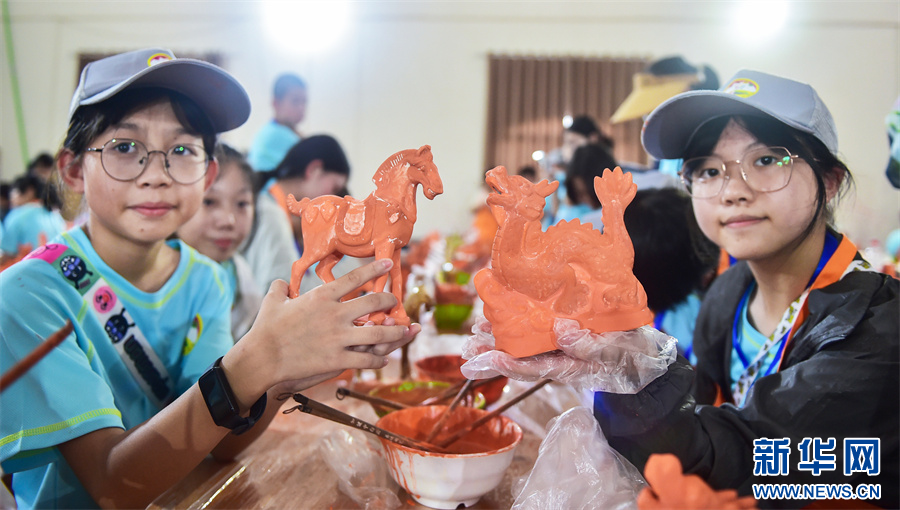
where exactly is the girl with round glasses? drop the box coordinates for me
[0,49,417,509]
[461,69,898,508]
[593,70,899,506]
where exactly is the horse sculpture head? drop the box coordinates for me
[374,145,443,200]
[484,166,558,224]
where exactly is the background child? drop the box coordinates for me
[177,143,263,340]
[557,142,618,225]
[0,174,66,265]
[242,134,354,294]
[623,187,719,363]
[247,73,307,173]
[0,48,416,509]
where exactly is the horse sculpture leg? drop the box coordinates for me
[289,252,318,299]
[386,249,410,326]
[315,252,343,284]
[366,243,398,325]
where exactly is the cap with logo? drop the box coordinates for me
[69,48,251,133]
[641,69,838,160]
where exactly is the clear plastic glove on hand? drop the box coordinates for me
[461,316,676,394]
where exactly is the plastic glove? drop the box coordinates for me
[461,316,676,394]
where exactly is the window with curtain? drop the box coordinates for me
[484,54,649,177]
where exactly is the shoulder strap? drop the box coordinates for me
[25,243,174,408]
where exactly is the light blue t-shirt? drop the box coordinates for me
[0,203,66,254]
[729,287,777,393]
[247,120,300,172]
[0,227,234,509]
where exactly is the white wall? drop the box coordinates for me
[2,0,898,246]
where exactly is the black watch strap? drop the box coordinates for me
[199,356,267,435]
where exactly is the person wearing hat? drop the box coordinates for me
[242,134,353,294]
[0,48,417,509]
[463,70,899,507]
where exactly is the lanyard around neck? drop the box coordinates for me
[731,231,841,375]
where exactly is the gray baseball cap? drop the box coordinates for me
[641,69,837,160]
[68,48,251,133]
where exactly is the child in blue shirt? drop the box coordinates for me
[177,143,263,340]
[0,48,417,509]
[0,174,66,263]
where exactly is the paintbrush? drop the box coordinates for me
[419,375,505,406]
[285,393,449,453]
[335,386,409,410]
[423,378,474,443]
[434,379,551,448]
[1,321,73,393]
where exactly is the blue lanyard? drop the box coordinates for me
[731,231,839,375]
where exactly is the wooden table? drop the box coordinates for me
[148,375,546,509]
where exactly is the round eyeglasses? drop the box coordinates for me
[679,146,798,199]
[85,138,209,184]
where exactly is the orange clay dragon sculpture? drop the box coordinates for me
[286,145,443,325]
[474,166,652,357]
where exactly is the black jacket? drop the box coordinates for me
[594,258,899,508]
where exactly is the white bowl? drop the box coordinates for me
[376,405,522,509]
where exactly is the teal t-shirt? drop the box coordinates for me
[0,227,234,509]
[247,120,300,172]
[0,203,66,254]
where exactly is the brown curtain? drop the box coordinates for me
[484,55,648,176]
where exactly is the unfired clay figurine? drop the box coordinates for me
[638,454,758,509]
[474,166,653,357]
[287,145,443,326]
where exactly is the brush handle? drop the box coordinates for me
[1,321,73,393]
[335,387,408,410]
[424,379,474,443]
[435,379,551,448]
[290,393,446,453]
[420,375,505,406]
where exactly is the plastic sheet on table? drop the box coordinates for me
[511,406,646,510]
[319,428,401,510]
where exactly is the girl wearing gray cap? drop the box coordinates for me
[594,70,898,508]
[0,48,417,509]
[466,70,898,507]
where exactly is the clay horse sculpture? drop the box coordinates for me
[474,166,652,357]
[286,145,443,326]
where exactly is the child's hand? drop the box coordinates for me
[224,259,419,407]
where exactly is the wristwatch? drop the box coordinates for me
[199,356,267,435]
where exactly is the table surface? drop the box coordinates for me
[147,373,550,510]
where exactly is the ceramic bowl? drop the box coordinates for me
[376,405,522,509]
[414,354,508,405]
